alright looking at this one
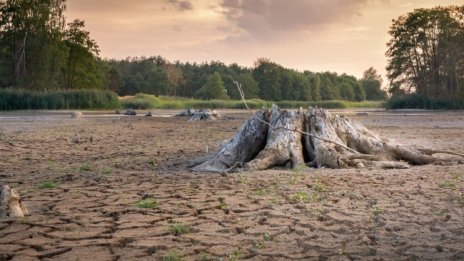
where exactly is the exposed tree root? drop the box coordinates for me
[190,110,269,172]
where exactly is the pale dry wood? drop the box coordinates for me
[1,185,28,218]
[189,82,463,173]
[188,109,220,121]
[245,105,305,170]
[190,110,270,172]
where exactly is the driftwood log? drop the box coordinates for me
[189,105,462,173]
[1,185,28,218]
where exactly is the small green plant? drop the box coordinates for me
[313,182,326,193]
[100,166,113,175]
[290,191,309,203]
[135,198,158,209]
[292,163,307,173]
[215,199,230,215]
[287,174,298,185]
[78,163,92,172]
[263,232,272,241]
[451,172,462,180]
[188,181,199,192]
[228,249,242,261]
[238,175,250,185]
[169,223,191,236]
[199,252,211,261]
[439,180,457,190]
[151,159,157,173]
[457,194,464,205]
[371,206,384,216]
[256,188,270,196]
[162,251,183,261]
[38,181,58,189]
[437,208,449,216]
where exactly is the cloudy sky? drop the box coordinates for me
[66,0,463,81]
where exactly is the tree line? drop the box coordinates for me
[107,56,386,101]
[5,1,463,106]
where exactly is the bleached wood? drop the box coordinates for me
[190,110,270,172]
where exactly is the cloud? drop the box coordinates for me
[167,0,194,11]
[220,0,372,39]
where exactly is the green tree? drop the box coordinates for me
[63,19,103,89]
[194,72,228,100]
[235,72,259,99]
[386,6,464,101]
[0,0,67,89]
[295,73,311,101]
[320,73,338,100]
[361,67,387,100]
[352,81,366,101]
[305,72,321,101]
[253,58,282,101]
[108,67,122,93]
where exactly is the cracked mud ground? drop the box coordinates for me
[0,111,463,260]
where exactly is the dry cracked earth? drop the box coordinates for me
[0,110,463,260]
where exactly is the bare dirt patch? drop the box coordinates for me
[1,110,463,260]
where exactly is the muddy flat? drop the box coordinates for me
[1,110,463,260]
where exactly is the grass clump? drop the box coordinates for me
[263,232,272,241]
[161,251,183,261]
[290,191,310,203]
[228,249,242,261]
[371,206,384,216]
[38,181,58,189]
[439,180,457,190]
[78,163,93,172]
[100,166,113,175]
[135,198,158,209]
[169,223,191,236]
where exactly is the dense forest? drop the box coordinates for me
[107,56,385,102]
[1,1,463,107]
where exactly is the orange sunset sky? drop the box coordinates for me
[66,0,463,81]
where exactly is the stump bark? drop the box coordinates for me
[189,105,462,173]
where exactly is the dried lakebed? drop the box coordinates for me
[0,110,463,260]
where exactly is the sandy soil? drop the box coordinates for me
[0,110,463,260]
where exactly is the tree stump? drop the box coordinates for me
[177,108,196,117]
[189,105,462,173]
[1,185,28,218]
[188,109,220,121]
[124,109,136,116]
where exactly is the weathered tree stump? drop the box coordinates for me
[188,109,220,121]
[177,108,196,117]
[1,185,28,218]
[189,105,462,173]
[189,110,269,172]
[124,109,136,116]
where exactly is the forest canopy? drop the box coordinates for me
[386,5,464,102]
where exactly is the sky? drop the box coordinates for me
[66,0,463,82]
